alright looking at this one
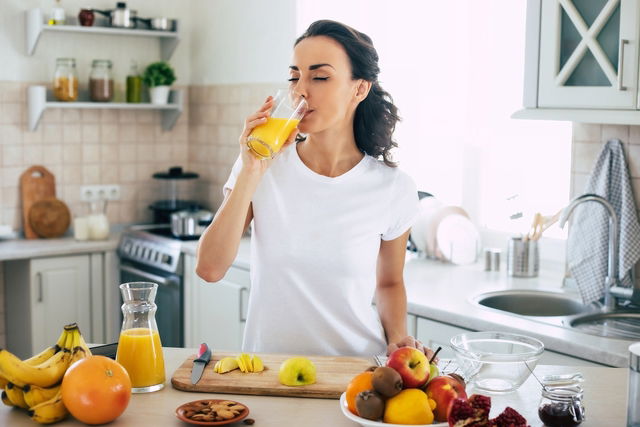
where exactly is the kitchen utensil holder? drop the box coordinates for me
[507,237,539,277]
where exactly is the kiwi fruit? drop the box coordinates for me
[355,390,385,420]
[371,366,403,398]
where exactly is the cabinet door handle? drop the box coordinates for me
[239,287,249,322]
[618,39,628,91]
[37,273,43,303]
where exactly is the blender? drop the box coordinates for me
[149,166,201,224]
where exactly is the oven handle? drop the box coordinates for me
[120,264,177,287]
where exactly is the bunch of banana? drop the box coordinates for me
[0,323,92,424]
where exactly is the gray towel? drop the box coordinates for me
[567,139,640,304]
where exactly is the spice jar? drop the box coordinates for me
[89,59,114,102]
[538,385,585,427]
[78,8,95,26]
[53,58,78,102]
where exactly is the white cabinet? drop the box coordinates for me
[5,255,91,358]
[516,0,640,123]
[415,317,472,360]
[414,316,604,367]
[184,255,250,351]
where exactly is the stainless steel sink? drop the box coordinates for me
[475,290,590,317]
[570,311,640,340]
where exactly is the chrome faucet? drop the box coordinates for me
[560,193,634,311]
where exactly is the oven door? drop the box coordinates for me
[120,262,184,347]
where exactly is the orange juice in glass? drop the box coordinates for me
[116,282,166,393]
[247,89,307,159]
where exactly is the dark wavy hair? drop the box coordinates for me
[295,20,400,167]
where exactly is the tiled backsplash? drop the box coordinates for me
[0,80,278,347]
[570,123,640,211]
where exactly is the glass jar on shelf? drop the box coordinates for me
[89,59,114,102]
[53,58,78,102]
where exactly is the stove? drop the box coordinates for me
[117,224,189,347]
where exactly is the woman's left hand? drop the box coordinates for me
[386,336,439,364]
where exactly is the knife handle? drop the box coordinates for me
[195,343,211,363]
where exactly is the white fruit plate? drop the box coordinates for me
[339,393,448,427]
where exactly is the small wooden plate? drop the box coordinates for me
[175,399,250,426]
[28,197,71,238]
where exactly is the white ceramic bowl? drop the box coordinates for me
[339,392,448,427]
[450,331,544,394]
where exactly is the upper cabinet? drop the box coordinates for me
[514,0,640,124]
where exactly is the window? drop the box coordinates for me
[297,0,572,238]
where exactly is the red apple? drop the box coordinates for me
[424,374,468,422]
[385,347,430,388]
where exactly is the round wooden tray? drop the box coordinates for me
[28,197,71,238]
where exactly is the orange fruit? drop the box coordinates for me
[345,371,374,415]
[384,388,436,425]
[61,356,132,425]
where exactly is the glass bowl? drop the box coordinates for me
[450,331,544,394]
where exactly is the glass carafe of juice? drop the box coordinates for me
[116,282,166,393]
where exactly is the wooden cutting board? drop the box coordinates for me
[171,352,374,399]
[20,166,56,239]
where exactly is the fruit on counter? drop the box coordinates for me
[424,373,468,422]
[278,357,317,386]
[0,323,93,424]
[386,347,431,389]
[5,382,29,409]
[371,366,403,398]
[345,371,374,414]
[61,355,131,425]
[355,390,385,421]
[427,361,439,384]
[23,383,62,409]
[447,394,529,427]
[383,388,436,425]
[214,357,240,374]
[0,325,77,388]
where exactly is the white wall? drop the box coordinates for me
[0,0,192,86]
[190,0,297,85]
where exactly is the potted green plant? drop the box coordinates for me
[142,61,176,105]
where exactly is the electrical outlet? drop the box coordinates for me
[80,185,121,201]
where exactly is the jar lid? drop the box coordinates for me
[91,59,113,67]
[542,385,584,401]
[152,166,199,180]
[56,57,76,63]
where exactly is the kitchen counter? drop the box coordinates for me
[402,254,633,367]
[0,347,629,426]
[0,227,123,261]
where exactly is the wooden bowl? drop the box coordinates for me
[175,399,250,426]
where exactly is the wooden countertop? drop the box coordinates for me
[0,347,630,426]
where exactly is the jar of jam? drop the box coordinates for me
[89,59,114,102]
[78,8,95,26]
[538,385,585,427]
[53,58,78,102]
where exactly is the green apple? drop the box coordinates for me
[426,362,439,384]
[278,357,317,386]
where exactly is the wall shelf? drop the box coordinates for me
[27,85,183,131]
[25,8,180,61]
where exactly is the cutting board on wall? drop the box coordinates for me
[20,166,56,239]
[171,352,374,399]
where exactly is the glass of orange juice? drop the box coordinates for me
[247,89,307,159]
[116,282,166,393]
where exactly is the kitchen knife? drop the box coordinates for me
[190,343,212,385]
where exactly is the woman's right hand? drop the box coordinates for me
[238,96,299,177]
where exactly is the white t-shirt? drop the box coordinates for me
[223,145,419,357]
